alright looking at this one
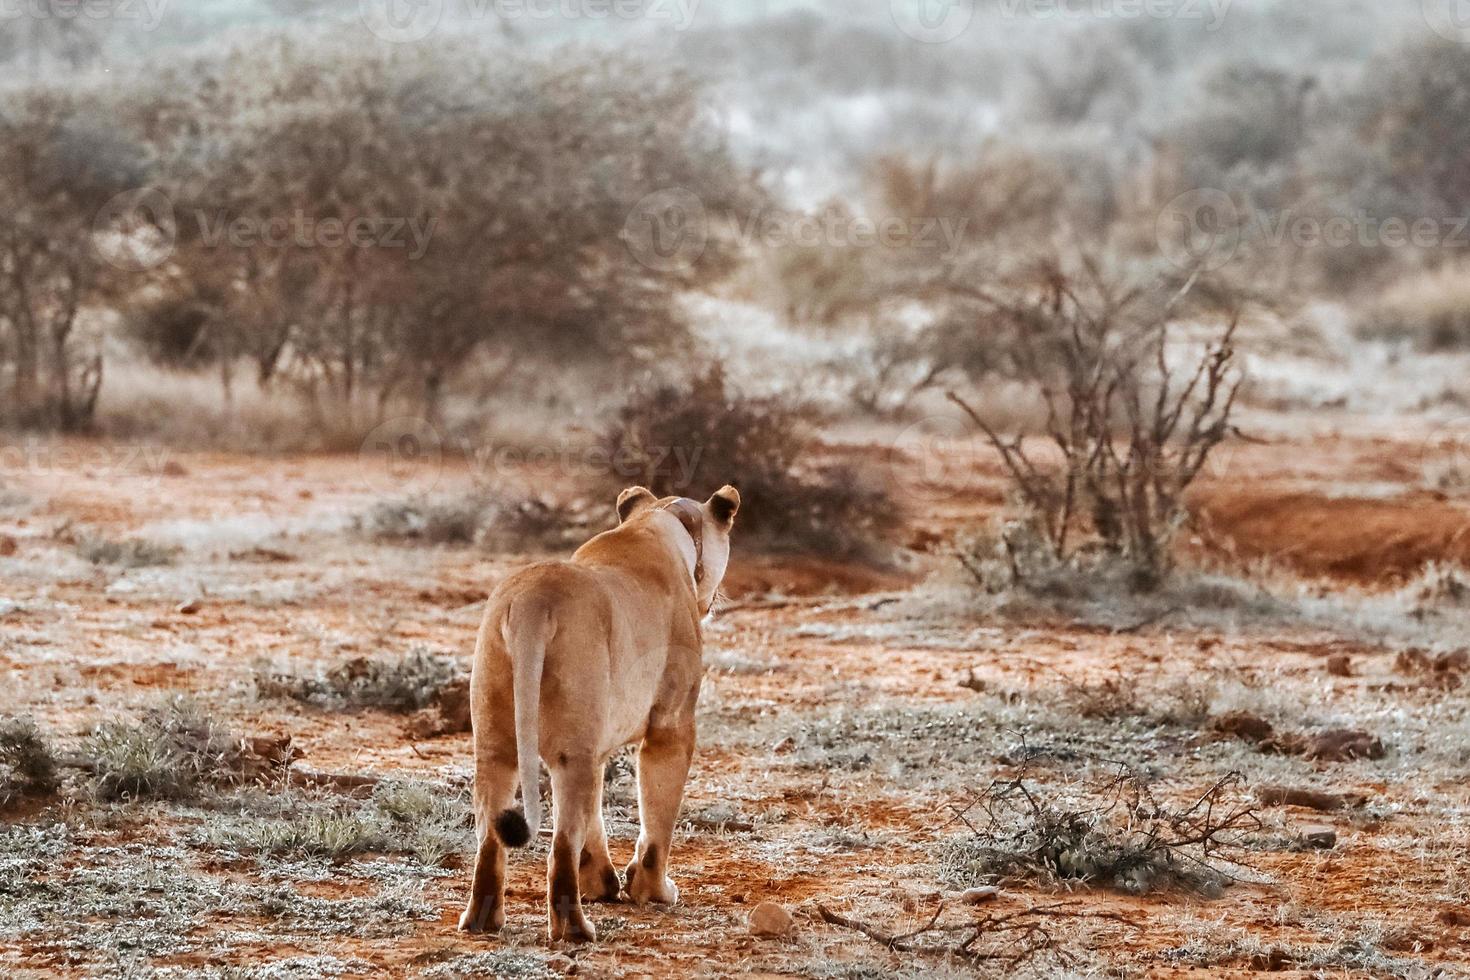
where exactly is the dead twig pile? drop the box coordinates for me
[938,760,1261,897]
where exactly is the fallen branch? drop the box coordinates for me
[817,899,1136,967]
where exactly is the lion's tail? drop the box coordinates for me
[496,598,551,848]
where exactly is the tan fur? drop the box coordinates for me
[457,484,740,943]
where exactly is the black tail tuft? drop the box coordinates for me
[494,808,532,848]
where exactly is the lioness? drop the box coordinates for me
[458,484,740,942]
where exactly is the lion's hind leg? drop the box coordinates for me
[459,752,517,934]
[577,763,621,903]
[547,759,601,942]
[624,722,693,906]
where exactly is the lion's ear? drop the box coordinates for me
[616,486,657,523]
[707,485,740,527]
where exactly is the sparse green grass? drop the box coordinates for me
[0,716,59,807]
[254,648,463,713]
[75,532,177,568]
[86,699,241,802]
[422,951,560,979]
[360,497,487,545]
[203,781,470,866]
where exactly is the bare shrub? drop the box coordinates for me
[1362,37,1470,218]
[0,92,142,430]
[938,764,1259,897]
[254,649,463,713]
[0,716,60,807]
[599,365,897,559]
[947,261,1243,590]
[114,41,758,423]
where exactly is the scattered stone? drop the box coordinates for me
[1211,711,1275,742]
[959,886,999,905]
[0,534,17,556]
[546,953,576,974]
[176,598,202,615]
[1299,729,1385,762]
[1256,784,1364,812]
[1248,948,1292,971]
[1300,826,1337,849]
[1325,654,1353,677]
[748,901,794,938]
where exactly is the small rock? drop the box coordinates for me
[1439,909,1470,927]
[1300,826,1337,849]
[161,460,189,477]
[1325,654,1353,677]
[1301,728,1385,762]
[546,953,576,974]
[0,534,17,556]
[959,886,999,904]
[176,598,202,614]
[1211,711,1275,743]
[748,901,794,938]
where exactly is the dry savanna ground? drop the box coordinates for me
[2,421,1469,979]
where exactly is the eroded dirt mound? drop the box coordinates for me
[1197,489,1470,584]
